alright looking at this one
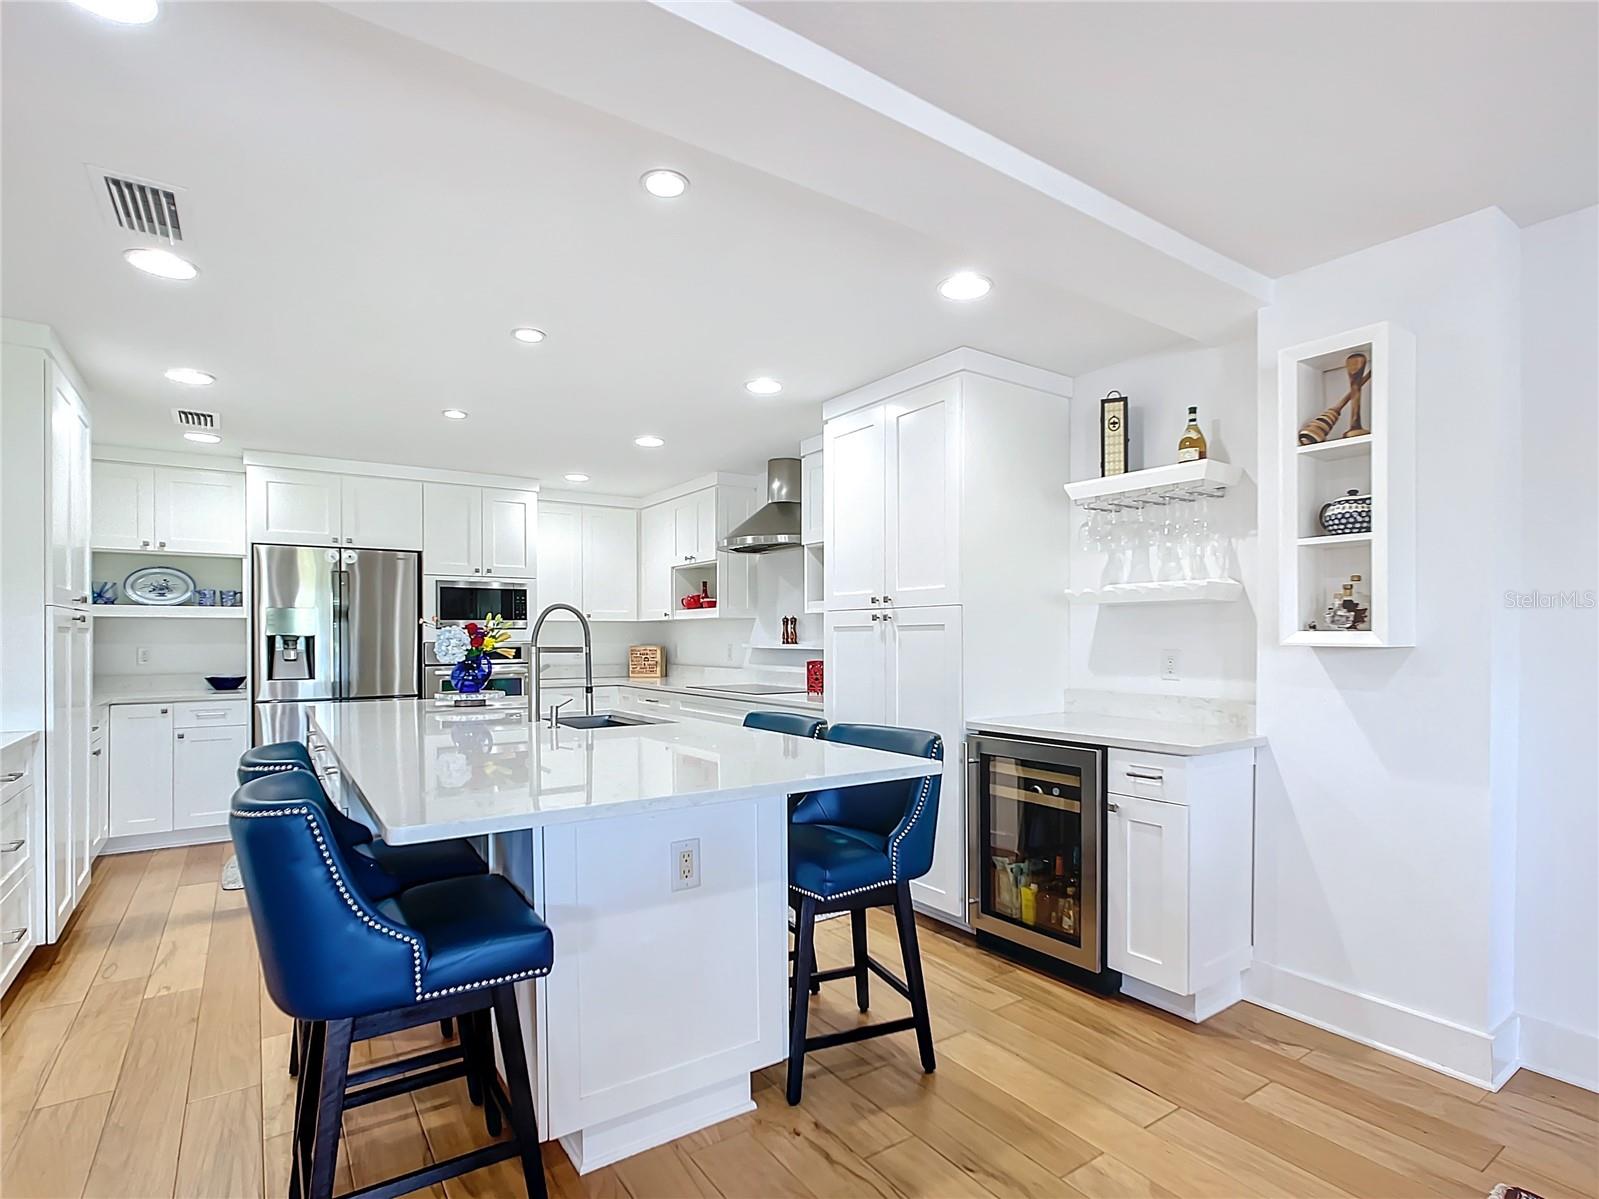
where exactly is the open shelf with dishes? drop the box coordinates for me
[1278,322,1415,647]
[90,550,246,614]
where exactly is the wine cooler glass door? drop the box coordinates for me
[969,736,1103,972]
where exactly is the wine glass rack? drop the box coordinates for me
[1063,459,1244,512]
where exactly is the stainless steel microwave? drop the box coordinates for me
[432,577,531,627]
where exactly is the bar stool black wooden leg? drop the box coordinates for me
[787,896,818,1105]
[490,984,548,1199]
[892,883,936,1074]
[463,1011,484,1110]
[440,1016,454,1039]
[469,1010,502,1137]
[289,1018,302,1077]
[850,909,871,1012]
[289,1019,325,1199]
[307,1018,354,1199]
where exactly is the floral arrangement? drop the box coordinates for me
[422,614,517,665]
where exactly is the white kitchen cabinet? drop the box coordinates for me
[248,466,343,546]
[823,378,959,610]
[581,507,638,621]
[45,608,91,939]
[94,463,244,555]
[1,736,39,994]
[822,604,965,922]
[89,716,108,857]
[481,487,538,577]
[422,483,482,577]
[638,502,676,620]
[173,724,249,829]
[536,503,583,616]
[49,367,92,608]
[90,460,157,551]
[673,489,718,565]
[340,474,423,550]
[423,484,537,578]
[1102,747,1254,1015]
[801,448,824,545]
[108,703,174,838]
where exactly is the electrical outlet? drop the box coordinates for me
[1160,649,1179,681]
[136,646,152,666]
[670,837,701,892]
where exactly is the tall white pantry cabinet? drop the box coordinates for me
[1,320,97,954]
[822,351,1074,925]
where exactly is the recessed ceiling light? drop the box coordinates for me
[124,247,197,280]
[634,435,664,448]
[641,169,689,199]
[441,409,469,420]
[563,473,590,484]
[183,431,221,444]
[164,367,214,387]
[511,327,546,344]
[70,0,158,23]
[937,271,992,302]
[744,376,783,396]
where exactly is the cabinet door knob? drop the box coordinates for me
[160,708,169,715]
[1107,801,1119,813]
[882,596,893,604]
[485,569,492,574]
[870,596,880,604]
[346,538,354,544]
[91,748,102,757]
[158,541,167,549]
[176,733,185,740]
[71,614,87,623]
[141,540,151,548]
[330,537,338,544]
[871,613,881,622]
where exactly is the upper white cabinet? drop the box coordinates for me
[638,502,677,620]
[824,377,960,610]
[801,448,824,546]
[539,503,636,621]
[635,482,757,620]
[340,474,424,550]
[422,483,537,578]
[93,462,244,555]
[49,368,92,607]
[248,466,423,549]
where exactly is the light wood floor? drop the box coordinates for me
[2,848,1595,1199]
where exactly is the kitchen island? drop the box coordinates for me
[302,699,941,1172]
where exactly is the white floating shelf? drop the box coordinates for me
[1283,630,1386,648]
[92,606,246,619]
[1296,532,1373,547]
[747,642,822,652]
[1065,579,1243,605]
[1296,434,1372,461]
[671,609,722,620]
[1064,459,1244,509]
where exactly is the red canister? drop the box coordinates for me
[806,659,824,698]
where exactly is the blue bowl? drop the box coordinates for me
[205,675,246,692]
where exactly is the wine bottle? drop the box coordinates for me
[1177,406,1207,462]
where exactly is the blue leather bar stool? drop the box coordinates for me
[742,711,826,738]
[786,723,942,1105]
[231,770,552,1199]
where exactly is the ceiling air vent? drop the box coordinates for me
[172,408,220,432]
[100,172,184,243]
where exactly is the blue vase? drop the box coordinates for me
[451,655,493,695]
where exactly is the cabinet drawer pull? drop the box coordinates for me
[0,772,22,784]
[1,839,24,853]
[176,733,185,740]
[1,928,25,946]
[1125,770,1163,781]
[1107,802,1119,813]
[91,749,102,757]
[188,709,231,718]
[71,614,87,623]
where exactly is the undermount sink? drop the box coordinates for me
[556,711,662,729]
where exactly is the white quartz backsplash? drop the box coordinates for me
[1057,689,1255,734]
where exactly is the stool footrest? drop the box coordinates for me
[805,1016,918,1051]
[340,1141,522,1199]
[865,956,912,1001]
[347,1045,464,1089]
[344,1061,468,1110]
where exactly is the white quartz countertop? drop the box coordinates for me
[307,699,940,844]
[968,711,1264,755]
[95,674,249,706]
[540,674,823,712]
[1,730,40,754]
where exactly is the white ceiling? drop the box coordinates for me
[752,1,1599,276]
[3,2,1593,493]
[0,1,1173,492]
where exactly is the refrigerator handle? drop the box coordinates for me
[330,569,345,702]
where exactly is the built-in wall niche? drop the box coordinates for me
[749,549,821,651]
[669,561,718,619]
[90,551,245,612]
[1278,322,1415,647]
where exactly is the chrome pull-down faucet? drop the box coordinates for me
[530,604,594,728]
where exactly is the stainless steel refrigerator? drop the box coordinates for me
[251,545,421,745]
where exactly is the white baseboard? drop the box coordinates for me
[1244,960,1501,1089]
[1122,974,1243,1023]
[1516,1013,1599,1093]
[103,827,230,855]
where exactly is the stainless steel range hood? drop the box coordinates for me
[720,457,803,553]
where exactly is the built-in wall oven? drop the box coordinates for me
[431,577,531,628]
[424,642,532,704]
[966,732,1118,991]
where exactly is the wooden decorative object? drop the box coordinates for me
[628,645,665,679]
[1297,353,1370,444]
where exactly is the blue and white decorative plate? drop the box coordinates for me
[123,564,198,606]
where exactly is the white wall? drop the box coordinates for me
[1252,209,1524,1086]
[1068,339,1257,700]
[93,617,247,678]
[1514,205,1599,1090]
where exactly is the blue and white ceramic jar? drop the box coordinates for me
[1319,490,1372,536]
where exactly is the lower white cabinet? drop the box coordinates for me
[823,604,966,922]
[1104,747,1254,1012]
[89,711,108,857]
[46,607,92,941]
[1,735,40,994]
[109,700,247,841]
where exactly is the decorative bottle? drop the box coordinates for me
[1177,406,1207,462]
